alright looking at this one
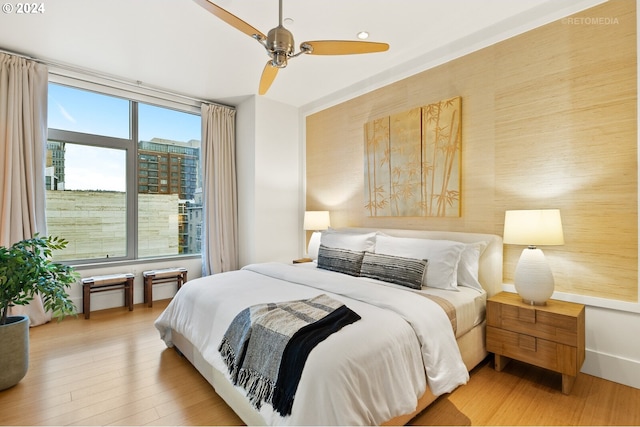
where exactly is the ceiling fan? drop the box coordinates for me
[193,0,390,95]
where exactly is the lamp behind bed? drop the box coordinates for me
[503,209,564,306]
[303,211,331,258]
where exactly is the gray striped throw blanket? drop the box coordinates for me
[219,294,361,416]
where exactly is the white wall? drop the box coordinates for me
[237,95,301,266]
[582,306,640,389]
[236,98,257,265]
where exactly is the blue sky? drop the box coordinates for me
[48,84,201,191]
[48,83,201,141]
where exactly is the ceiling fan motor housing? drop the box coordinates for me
[267,25,294,67]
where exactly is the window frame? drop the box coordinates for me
[47,79,202,265]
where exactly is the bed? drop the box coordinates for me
[155,227,503,425]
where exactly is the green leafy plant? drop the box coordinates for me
[0,234,79,325]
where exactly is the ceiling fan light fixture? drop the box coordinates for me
[357,31,369,40]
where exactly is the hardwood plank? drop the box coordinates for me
[410,359,640,426]
[0,300,638,426]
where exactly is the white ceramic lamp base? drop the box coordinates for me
[513,247,555,305]
[306,231,322,259]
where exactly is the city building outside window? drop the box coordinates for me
[46,83,202,263]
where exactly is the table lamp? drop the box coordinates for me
[303,211,330,257]
[503,209,564,305]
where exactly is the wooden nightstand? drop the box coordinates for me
[486,292,585,394]
[293,258,313,264]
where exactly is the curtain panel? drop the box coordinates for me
[0,53,50,325]
[201,103,238,275]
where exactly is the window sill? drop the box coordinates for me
[70,254,201,271]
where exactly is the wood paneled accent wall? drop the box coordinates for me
[306,0,637,302]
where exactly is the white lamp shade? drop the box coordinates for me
[503,209,564,246]
[303,211,330,231]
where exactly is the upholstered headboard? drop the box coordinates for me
[327,227,503,297]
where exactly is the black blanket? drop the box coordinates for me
[273,304,361,415]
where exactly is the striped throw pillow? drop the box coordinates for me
[317,244,365,276]
[359,252,428,290]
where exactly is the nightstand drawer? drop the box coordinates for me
[487,300,581,346]
[486,326,579,376]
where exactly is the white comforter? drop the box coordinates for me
[155,262,469,425]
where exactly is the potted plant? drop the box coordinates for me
[0,234,79,390]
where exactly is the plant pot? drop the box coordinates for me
[0,315,29,391]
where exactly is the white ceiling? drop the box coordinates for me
[0,0,605,110]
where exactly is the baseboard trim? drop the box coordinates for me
[583,348,640,390]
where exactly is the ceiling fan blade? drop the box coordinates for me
[302,40,389,55]
[259,62,279,95]
[193,0,265,39]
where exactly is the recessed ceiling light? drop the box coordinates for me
[284,17,294,25]
[357,31,369,40]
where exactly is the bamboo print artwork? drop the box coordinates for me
[365,117,391,216]
[364,96,461,217]
[390,108,422,216]
[422,97,461,217]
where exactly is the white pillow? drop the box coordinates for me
[374,235,465,291]
[457,241,488,292]
[320,229,377,252]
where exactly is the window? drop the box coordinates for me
[48,83,130,139]
[46,83,202,262]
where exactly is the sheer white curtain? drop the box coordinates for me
[201,103,238,275]
[0,53,50,325]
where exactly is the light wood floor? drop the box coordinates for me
[1,299,638,426]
